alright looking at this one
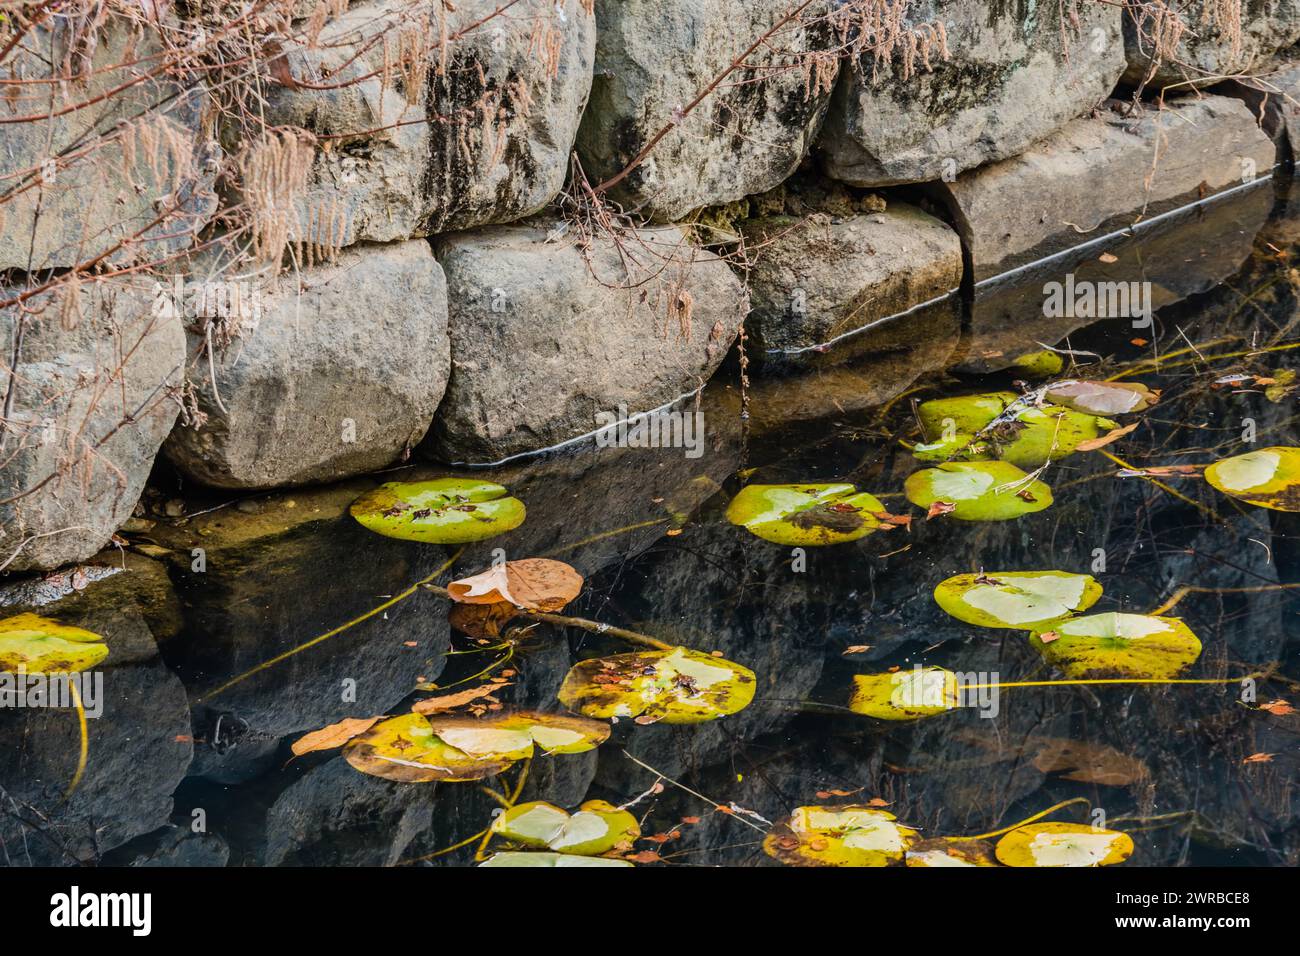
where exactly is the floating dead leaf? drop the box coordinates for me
[1259,699,1295,716]
[815,788,864,799]
[1038,630,1059,644]
[448,558,583,612]
[842,645,872,655]
[1075,421,1139,452]
[1030,738,1149,786]
[448,601,518,639]
[291,716,382,757]
[1242,752,1275,764]
[412,683,508,715]
[1098,252,1118,264]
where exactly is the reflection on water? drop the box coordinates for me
[2,179,1299,868]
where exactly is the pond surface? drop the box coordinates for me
[2,176,1298,868]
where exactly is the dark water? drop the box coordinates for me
[2,176,1298,868]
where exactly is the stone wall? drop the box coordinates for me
[4,0,1300,572]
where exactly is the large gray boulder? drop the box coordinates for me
[741,203,961,352]
[1124,0,1300,89]
[818,0,1125,187]
[0,15,218,271]
[428,220,746,464]
[162,240,449,489]
[939,95,1275,283]
[0,278,184,573]
[262,0,595,249]
[576,0,839,221]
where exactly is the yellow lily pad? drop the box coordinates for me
[934,570,1102,630]
[479,852,633,867]
[905,838,999,867]
[349,478,526,543]
[904,461,1053,521]
[1204,446,1300,512]
[994,822,1134,867]
[558,646,756,724]
[343,711,608,783]
[490,799,640,856]
[725,483,887,546]
[763,806,918,867]
[849,667,959,720]
[1030,612,1202,679]
[0,613,108,674]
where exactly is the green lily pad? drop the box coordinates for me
[1012,350,1065,377]
[349,478,525,543]
[1044,380,1158,416]
[1030,612,1201,679]
[994,822,1134,867]
[725,483,887,546]
[934,571,1102,630]
[1204,446,1300,512]
[917,392,1020,436]
[479,852,633,867]
[343,710,609,783]
[913,392,1115,469]
[763,806,918,867]
[0,613,108,674]
[491,800,640,856]
[558,646,756,724]
[905,838,999,867]
[849,667,959,721]
[904,461,1053,521]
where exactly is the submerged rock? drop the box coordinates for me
[576,0,839,221]
[261,0,594,249]
[0,16,219,271]
[0,278,184,573]
[162,240,449,489]
[818,0,1124,187]
[427,220,745,464]
[143,483,451,764]
[741,204,961,352]
[939,96,1275,284]
[1123,0,1300,90]
[0,594,192,866]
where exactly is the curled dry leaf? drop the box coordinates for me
[926,500,956,520]
[1242,752,1275,764]
[1260,699,1295,716]
[448,558,583,612]
[291,716,382,757]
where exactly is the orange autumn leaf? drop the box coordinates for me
[1242,752,1275,764]
[411,683,509,715]
[1260,699,1296,716]
[1075,421,1139,452]
[448,558,583,612]
[291,716,382,757]
[926,500,956,520]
